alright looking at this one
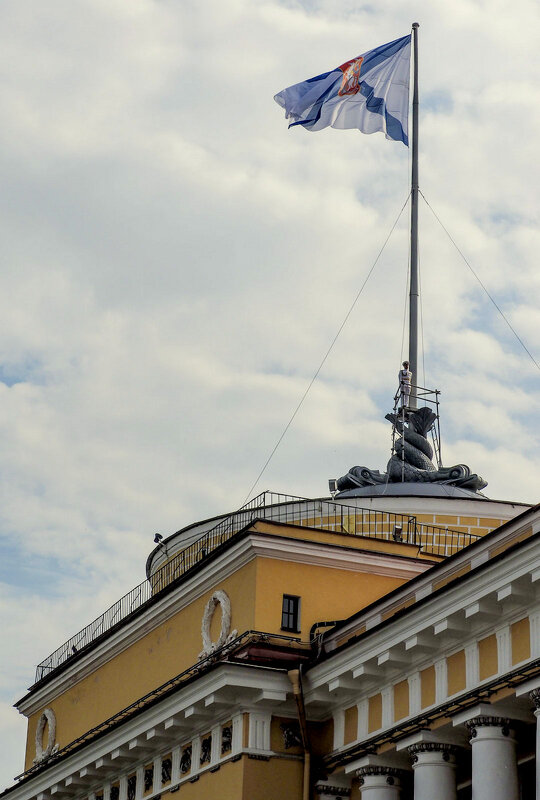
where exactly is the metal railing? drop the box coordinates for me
[34,492,480,683]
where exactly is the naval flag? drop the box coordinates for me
[274,35,411,145]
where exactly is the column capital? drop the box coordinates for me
[407,742,457,763]
[314,784,351,797]
[530,688,540,710]
[466,716,511,738]
[356,766,406,786]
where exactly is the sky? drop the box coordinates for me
[1,0,540,789]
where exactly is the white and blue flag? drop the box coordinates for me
[274,35,411,145]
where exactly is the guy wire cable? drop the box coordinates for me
[242,191,412,505]
[420,190,540,374]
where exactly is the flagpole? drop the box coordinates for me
[408,22,419,409]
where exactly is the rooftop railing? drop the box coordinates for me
[33,491,480,684]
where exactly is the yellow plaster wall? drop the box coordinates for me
[350,780,362,800]
[242,756,303,800]
[23,521,428,769]
[421,665,435,708]
[160,758,244,800]
[447,650,466,696]
[270,717,302,754]
[478,634,498,680]
[394,680,409,721]
[368,694,382,733]
[511,617,531,664]
[344,706,358,745]
[25,564,257,768]
[253,557,407,640]
[308,719,333,757]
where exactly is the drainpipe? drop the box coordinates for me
[288,667,311,800]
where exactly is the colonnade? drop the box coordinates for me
[355,709,528,800]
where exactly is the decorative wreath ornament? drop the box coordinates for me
[34,708,58,764]
[198,590,237,659]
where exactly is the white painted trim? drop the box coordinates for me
[307,533,540,695]
[34,710,58,764]
[323,513,538,652]
[249,535,431,578]
[19,534,428,716]
[465,643,479,689]
[333,710,345,750]
[8,665,291,800]
[530,611,540,659]
[231,714,243,755]
[496,626,512,674]
[381,687,393,729]
[356,699,368,741]
[248,712,271,751]
[435,658,448,704]
[408,672,421,717]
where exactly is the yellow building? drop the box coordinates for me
[2,470,540,799]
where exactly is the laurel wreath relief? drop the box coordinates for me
[198,590,237,659]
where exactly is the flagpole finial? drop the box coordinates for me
[412,22,419,28]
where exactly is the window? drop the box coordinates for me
[281,595,300,632]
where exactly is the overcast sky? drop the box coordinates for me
[1,0,540,789]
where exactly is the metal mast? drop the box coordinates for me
[408,22,420,409]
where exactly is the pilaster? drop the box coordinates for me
[408,672,421,717]
[434,658,447,703]
[496,626,512,674]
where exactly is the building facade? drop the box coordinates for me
[3,488,540,800]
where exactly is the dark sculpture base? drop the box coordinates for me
[336,406,487,495]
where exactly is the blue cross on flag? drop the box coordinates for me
[274,35,411,145]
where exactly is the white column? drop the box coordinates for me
[408,743,457,800]
[530,689,540,799]
[466,716,518,800]
[356,767,402,799]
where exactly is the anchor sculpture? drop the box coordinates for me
[337,405,487,493]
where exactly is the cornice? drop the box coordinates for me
[248,533,431,578]
[8,664,291,800]
[18,531,426,715]
[322,511,540,649]
[306,533,540,694]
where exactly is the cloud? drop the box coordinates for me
[0,0,539,788]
